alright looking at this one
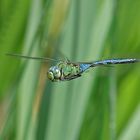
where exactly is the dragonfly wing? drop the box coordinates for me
[6,53,58,62]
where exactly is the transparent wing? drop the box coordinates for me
[6,53,59,62]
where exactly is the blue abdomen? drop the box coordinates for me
[79,64,91,72]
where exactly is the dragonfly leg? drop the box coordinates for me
[63,74,82,81]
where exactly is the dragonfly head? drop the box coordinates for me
[47,66,61,81]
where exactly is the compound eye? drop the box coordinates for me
[47,71,54,81]
[54,68,61,78]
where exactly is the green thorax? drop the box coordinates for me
[57,61,81,77]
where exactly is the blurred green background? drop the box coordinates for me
[0,0,140,140]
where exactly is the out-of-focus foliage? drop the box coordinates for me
[0,0,140,140]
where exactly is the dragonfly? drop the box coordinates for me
[6,53,140,82]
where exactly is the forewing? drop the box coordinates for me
[6,53,58,62]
